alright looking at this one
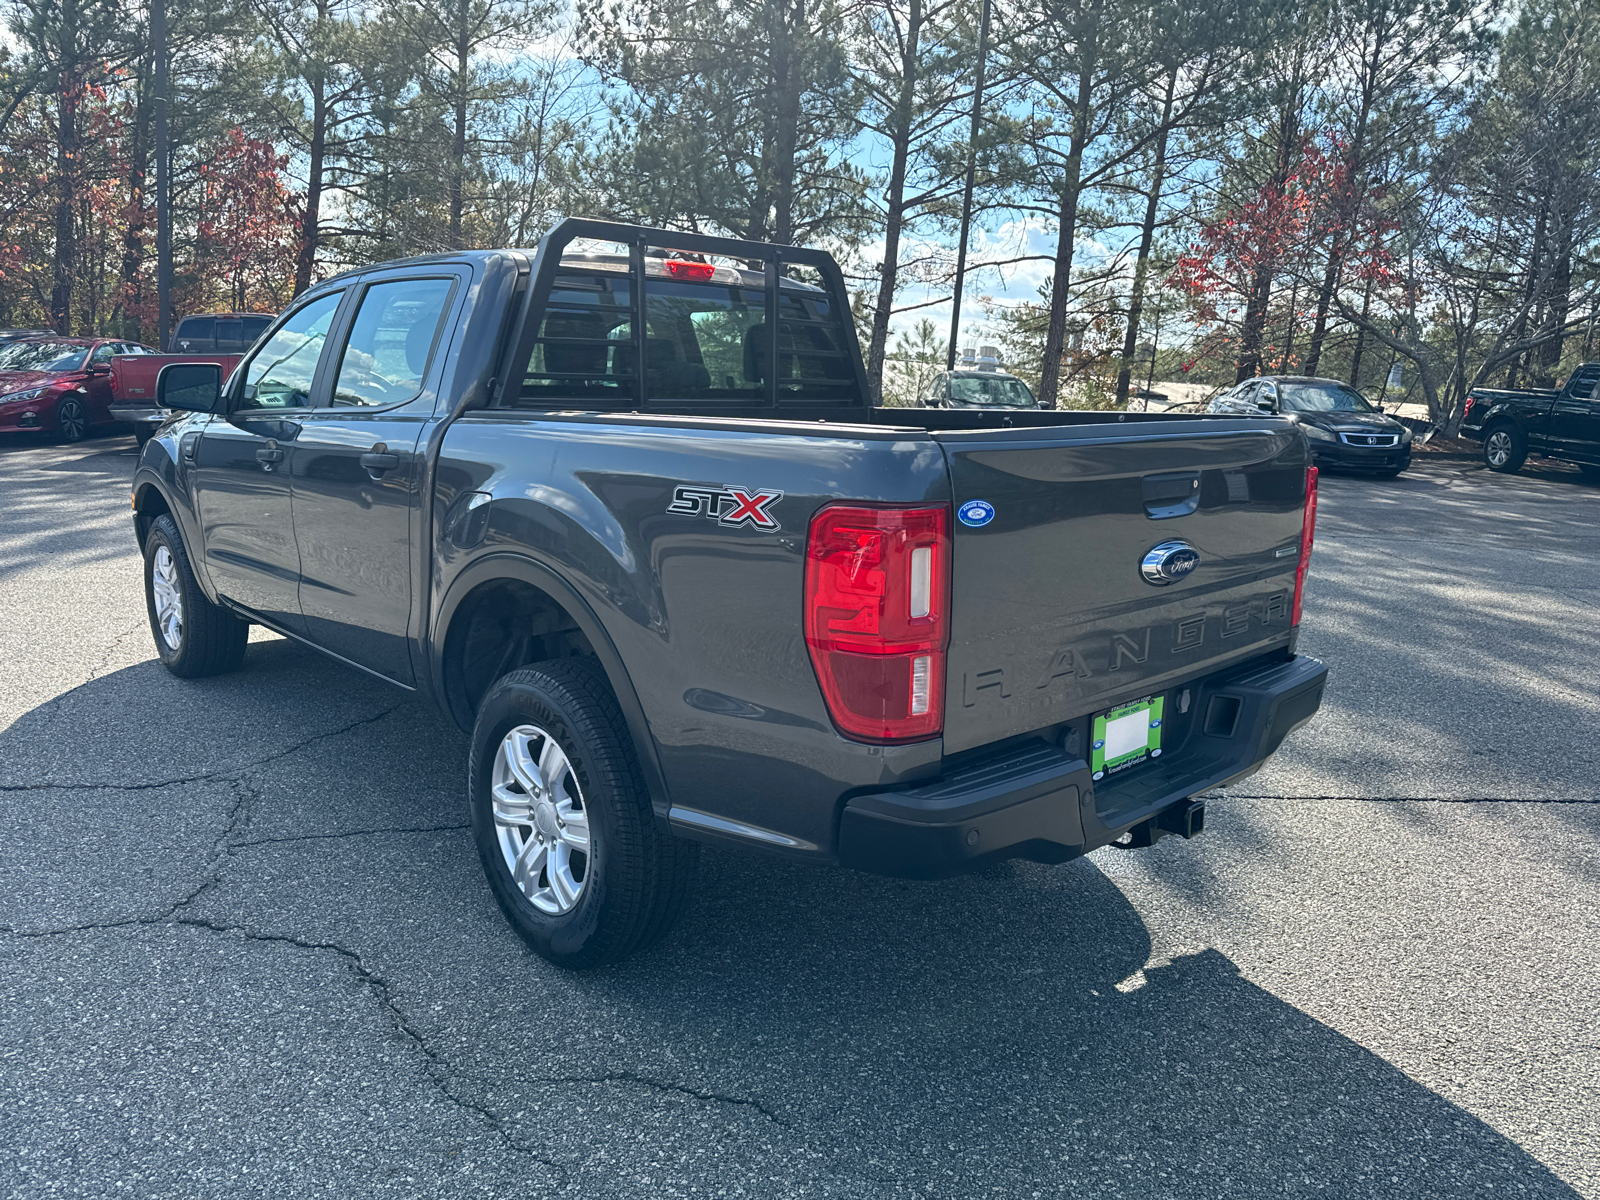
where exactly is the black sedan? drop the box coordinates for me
[1209,375,1414,476]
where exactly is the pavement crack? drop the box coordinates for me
[541,1072,788,1125]
[1216,793,1600,804]
[0,704,407,793]
[231,823,471,850]
[170,916,564,1173]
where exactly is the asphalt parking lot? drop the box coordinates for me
[2,433,1597,1199]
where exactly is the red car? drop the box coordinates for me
[0,337,157,442]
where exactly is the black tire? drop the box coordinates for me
[469,659,697,968]
[1483,423,1526,473]
[56,396,88,443]
[1577,463,1600,484]
[143,514,249,677]
[133,425,154,448]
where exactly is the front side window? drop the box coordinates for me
[331,278,454,407]
[90,343,118,364]
[0,341,88,372]
[238,292,343,411]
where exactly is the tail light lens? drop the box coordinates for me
[1292,465,1318,625]
[804,504,950,742]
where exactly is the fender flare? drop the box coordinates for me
[429,552,673,820]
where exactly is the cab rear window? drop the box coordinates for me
[512,263,861,409]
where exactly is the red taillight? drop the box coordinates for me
[663,259,716,281]
[1292,465,1318,625]
[804,504,950,742]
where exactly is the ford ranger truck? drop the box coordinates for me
[131,219,1328,967]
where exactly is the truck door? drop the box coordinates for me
[189,290,346,633]
[1549,365,1600,463]
[288,273,459,685]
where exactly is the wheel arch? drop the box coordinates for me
[432,553,672,819]
[132,475,174,549]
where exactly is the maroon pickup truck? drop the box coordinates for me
[110,312,274,443]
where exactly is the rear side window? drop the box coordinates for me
[242,316,271,343]
[331,278,454,407]
[173,317,213,351]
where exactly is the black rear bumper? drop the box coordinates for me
[837,652,1327,878]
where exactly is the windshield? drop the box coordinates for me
[948,375,1036,407]
[0,342,87,373]
[1277,380,1375,413]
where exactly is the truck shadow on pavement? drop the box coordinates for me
[0,642,1582,1198]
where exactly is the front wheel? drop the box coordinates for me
[143,514,249,677]
[56,397,87,443]
[1483,424,1526,473]
[469,659,697,968]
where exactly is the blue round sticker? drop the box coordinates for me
[958,499,995,527]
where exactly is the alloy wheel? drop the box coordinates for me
[151,545,183,649]
[491,723,591,914]
[1485,430,1511,468]
[58,399,85,441]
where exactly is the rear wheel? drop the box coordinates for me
[56,397,87,443]
[469,659,697,968]
[1483,424,1526,473]
[143,514,249,677]
[1578,463,1600,484]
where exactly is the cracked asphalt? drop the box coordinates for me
[2,432,1597,1199]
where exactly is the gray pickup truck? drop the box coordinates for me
[131,219,1327,967]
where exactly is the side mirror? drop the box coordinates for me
[157,361,222,414]
[86,362,111,376]
[1256,399,1275,412]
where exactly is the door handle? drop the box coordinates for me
[360,443,400,477]
[256,444,284,470]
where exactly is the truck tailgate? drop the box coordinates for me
[936,419,1309,754]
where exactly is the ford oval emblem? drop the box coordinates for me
[958,499,995,527]
[1141,539,1201,585]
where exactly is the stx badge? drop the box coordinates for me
[668,484,784,530]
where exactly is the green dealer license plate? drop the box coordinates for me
[1091,696,1164,781]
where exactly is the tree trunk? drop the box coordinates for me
[1303,30,1380,376]
[1114,67,1176,406]
[114,53,153,340]
[1037,8,1101,410]
[449,15,468,250]
[865,0,922,405]
[1348,270,1374,385]
[294,76,327,296]
[51,60,80,334]
[769,0,805,244]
